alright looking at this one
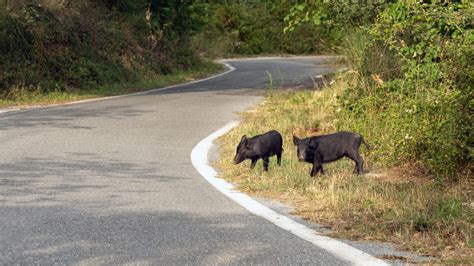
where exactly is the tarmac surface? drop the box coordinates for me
[0,57,395,265]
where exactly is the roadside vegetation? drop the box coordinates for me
[2,0,472,262]
[0,1,220,107]
[216,79,472,262]
[0,1,325,107]
[0,60,221,108]
[217,1,473,263]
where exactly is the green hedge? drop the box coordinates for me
[337,2,473,179]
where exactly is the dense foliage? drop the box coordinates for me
[0,0,325,98]
[0,0,205,97]
[286,1,473,179]
[285,1,389,49]
[193,1,324,57]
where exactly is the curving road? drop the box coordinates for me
[0,57,380,265]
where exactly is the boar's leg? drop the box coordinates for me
[262,156,270,171]
[250,158,258,169]
[352,162,364,174]
[310,163,323,177]
[357,160,364,175]
[276,152,282,166]
[310,153,324,177]
[346,151,364,175]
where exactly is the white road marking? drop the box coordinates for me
[0,108,20,114]
[0,62,236,114]
[4,56,386,264]
[191,121,388,266]
[0,56,341,114]
[223,55,343,62]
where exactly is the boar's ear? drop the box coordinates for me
[308,138,318,148]
[292,135,300,145]
[240,135,247,143]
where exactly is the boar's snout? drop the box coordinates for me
[233,153,245,164]
[297,149,305,162]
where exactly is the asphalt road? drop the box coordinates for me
[0,57,364,265]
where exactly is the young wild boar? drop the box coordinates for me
[293,131,370,176]
[233,130,283,171]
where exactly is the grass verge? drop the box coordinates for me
[215,78,473,263]
[0,60,223,108]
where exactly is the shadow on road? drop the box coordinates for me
[0,104,150,130]
[0,154,187,202]
[1,207,297,265]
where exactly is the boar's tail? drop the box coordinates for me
[361,136,371,150]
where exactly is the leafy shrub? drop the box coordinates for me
[102,0,148,13]
[284,1,389,52]
[0,0,211,97]
[283,1,472,179]
[336,2,473,179]
[192,2,327,56]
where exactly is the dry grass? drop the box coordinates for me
[215,79,473,263]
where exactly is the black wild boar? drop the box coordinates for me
[233,130,283,171]
[293,131,370,176]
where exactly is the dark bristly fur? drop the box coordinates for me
[293,131,370,177]
[233,130,283,171]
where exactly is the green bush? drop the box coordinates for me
[193,2,327,56]
[284,1,389,53]
[1,1,340,98]
[0,1,212,97]
[336,2,473,179]
[284,1,472,179]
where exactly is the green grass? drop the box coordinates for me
[215,79,473,262]
[0,61,223,108]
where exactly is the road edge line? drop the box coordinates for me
[190,121,388,266]
[0,61,236,115]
